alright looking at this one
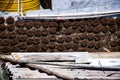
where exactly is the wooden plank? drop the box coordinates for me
[6,63,58,79]
[90,52,120,58]
[11,52,90,61]
[76,76,120,80]
[47,68,120,77]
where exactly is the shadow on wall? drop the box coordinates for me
[40,0,52,9]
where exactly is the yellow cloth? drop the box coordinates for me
[0,0,40,12]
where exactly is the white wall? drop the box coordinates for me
[52,0,120,12]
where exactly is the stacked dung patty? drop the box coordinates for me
[26,22,34,30]
[6,16,14,24]
[0,16,120,54]
[34,21,42,28]
[15,20,25,28]
[7,24,15,32]
[0,16,5,24]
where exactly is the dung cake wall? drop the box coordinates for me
[0,16,120,54]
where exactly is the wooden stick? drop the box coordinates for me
[32,62,120,71]
[103,47,111,53]
[25,64,74,80]
[35,59,75,62]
